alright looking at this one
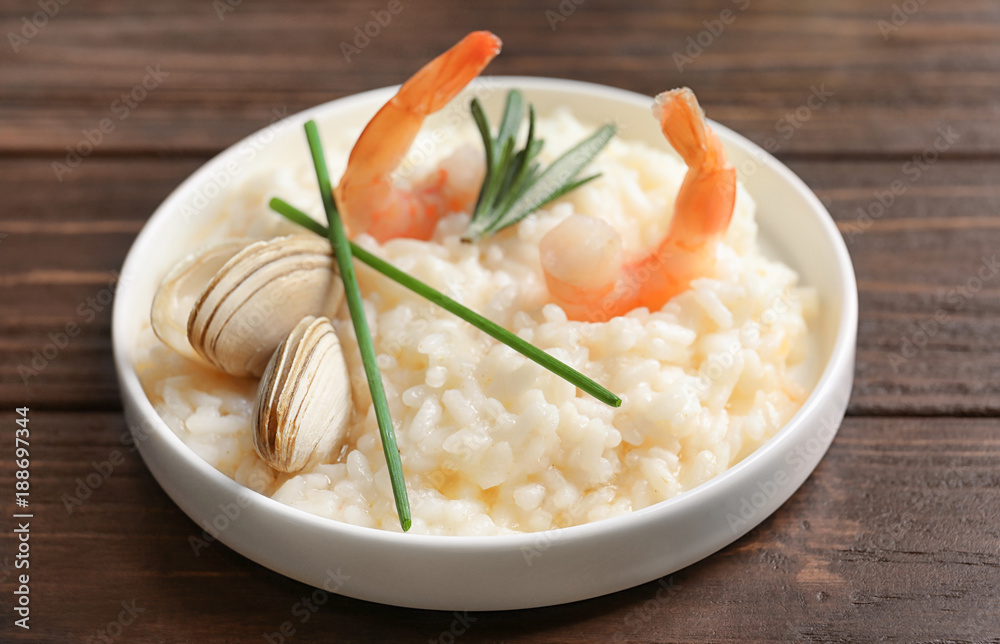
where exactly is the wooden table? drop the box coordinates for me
[2,1,998,641]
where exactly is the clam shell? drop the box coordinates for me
[252,316,352,473]
[187,234,345,377]
[150,238,252,364]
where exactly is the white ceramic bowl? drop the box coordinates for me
[112,77,857,611]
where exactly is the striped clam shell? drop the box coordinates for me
[151,234,344,377]
[252,315,352,472]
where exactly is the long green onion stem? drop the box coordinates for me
[302,121,411,532]
[269,196,622,409]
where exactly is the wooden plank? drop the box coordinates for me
[0,158,201,409]
[2,157,1000,413]
[2,0,1000,155]
[0,412,996,642]
[788,159,1000,415]
[2,157,203,224]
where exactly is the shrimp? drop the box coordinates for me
[335,31,502,243]
[539,87,736,322]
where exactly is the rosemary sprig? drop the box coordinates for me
[464,90,616,242]
[269,197,622,409]
[302,121,411,532]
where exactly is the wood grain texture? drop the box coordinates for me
[3,0,1000,155]
[2,0,999,641]
[0,413,997,643]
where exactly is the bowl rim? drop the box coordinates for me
[112,75,858,552]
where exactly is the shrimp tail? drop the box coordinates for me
[394,31,502,115]
[653,88,736,245]
[541,87,737,322]
[336,31,502,242]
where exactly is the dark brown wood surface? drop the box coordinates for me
[1,1,998,641]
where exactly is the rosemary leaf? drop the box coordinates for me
[495,123,617,234]
[469,99,495,217]
[495,90,523,151]
[464,90,615,242]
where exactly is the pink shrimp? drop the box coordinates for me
[335,31,502,243]
[539,87,736,322]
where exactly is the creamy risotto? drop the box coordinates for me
[135,109,816,535]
